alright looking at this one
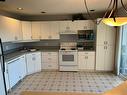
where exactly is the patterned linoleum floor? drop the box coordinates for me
[8,71,124,95]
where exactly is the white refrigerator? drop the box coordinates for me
[0,39,7,95]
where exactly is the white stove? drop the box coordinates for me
[59,42,78,71]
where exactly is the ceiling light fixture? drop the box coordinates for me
[41,11,46,14]
[17,8,23,10]
[84,0,127,26]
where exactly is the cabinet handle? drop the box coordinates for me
[106,41,108,44]
[39,36,41,39]
[32,57,36,61]
[106,46,107,49]
[85,56,88,59]
[48,58,51,60]
[15,36,18,40]
[84,26,87,29]
[66,26,70,30]
[104,41,105,44]
[48,65,52,67]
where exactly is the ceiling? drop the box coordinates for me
[0,0,127,16]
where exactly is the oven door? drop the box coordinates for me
[59,51,77,65]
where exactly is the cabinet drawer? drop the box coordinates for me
[78,52,95,56]
[42,52,58,56]
[42,56,58,63]
[42,63,58,69]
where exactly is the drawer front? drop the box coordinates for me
[42,52,58,56]
[78,52,95,56]
[42,63,58,69]
[42,56,58,63]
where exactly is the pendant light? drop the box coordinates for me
[84,0,127,26]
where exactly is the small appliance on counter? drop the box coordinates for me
[20,48,37,52]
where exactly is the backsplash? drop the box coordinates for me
[23,40,60,47]
[2,42,23,54]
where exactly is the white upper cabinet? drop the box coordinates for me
[41,21,60,39]
[0,15,22,42]
[59,21,77,34]
[106,26,116,45]
[21,21,32,40]
[97,21,116,46]
[31,22,41,39]
[76,20,95,30]
[41,21,51,39]
[50,21,60,39]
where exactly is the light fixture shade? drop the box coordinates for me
[102,17,127,26]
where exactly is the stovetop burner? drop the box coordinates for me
[61,48,66,50]
[60,48,77,51]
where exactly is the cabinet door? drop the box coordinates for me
[0,16,20,42]
[34,52,42,72]
[68,21,77,31]
[4,63,10,91]
[97,22,106,45]
[26,54,35,75]
[78,54,86,70]
[41,22,50,39]
[106,26,116,46]
[77,20,87,30]
[87,55,95,70]
[31,22,41,39]
[50,21,60,39]
[12,19,22,41]
[21,21,32,40]
[96,45,105,70]
[18,55,27,79]
[105,46,115,71]
[8,59,20,88]
[59,21,68,32]
[59,21,77,34]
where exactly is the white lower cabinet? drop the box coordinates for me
[78,52,95,70]
[42,52,58,70]
[6,55,26,89]
[26,52,41,75]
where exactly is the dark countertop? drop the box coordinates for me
[4,48,59,62]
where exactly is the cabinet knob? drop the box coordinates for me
[84,26,87,29]
[85,56,88,59]
[104,46,107,49]
[106,41,108,44]
[15,36,18,40]
[66,26,70,30]
[39,36,41,39]
[48,58,51,60]
[32,57,36,60]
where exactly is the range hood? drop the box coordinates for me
[60,30,77,34]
